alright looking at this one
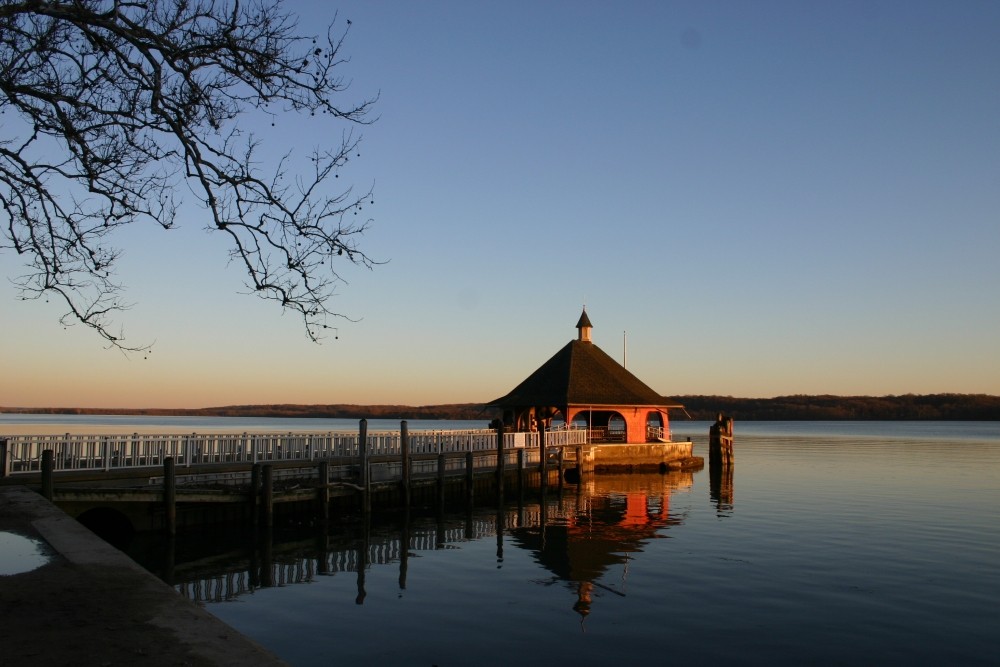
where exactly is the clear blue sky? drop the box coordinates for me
[2,0,998,408]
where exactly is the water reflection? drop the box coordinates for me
[0,531,53,576]
[710,459,734,516]
[511,474,690,623]
[127,470,702,613]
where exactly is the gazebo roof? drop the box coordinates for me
[489,326,682,409]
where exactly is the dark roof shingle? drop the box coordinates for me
[490,340,680,408]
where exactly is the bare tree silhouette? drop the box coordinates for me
[1,0,378,350]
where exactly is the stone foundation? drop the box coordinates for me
[576,442,700,474]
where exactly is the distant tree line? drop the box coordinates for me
[0,403,494,421]
[2,394,999,421]
[672,394,1000,421]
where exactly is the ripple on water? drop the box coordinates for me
[0,532,52,576]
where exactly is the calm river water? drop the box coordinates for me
[5,417,999,665]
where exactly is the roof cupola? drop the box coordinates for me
[576,308,593,343]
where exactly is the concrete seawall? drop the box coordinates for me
[576,441,700,473]
[0,486,286,666]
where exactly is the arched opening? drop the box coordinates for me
[646,411,665,441]
[564,409,631,443]
[608,414,626,442]
[76,507,135,550]
[548,409,566,426]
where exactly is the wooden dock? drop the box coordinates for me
[0,420,700,533]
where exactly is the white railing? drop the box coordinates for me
[501,428,589,450]
[545,428,589,448]
[0,427,589,476]
[646,426,672,442]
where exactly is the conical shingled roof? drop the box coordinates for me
[490,339,675,408]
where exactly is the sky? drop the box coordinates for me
[2,0,999,409]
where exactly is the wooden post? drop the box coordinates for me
[437,453,446,511]
[709,413,735,467]
[262,464,274,529]
[0,439,8,478]
[557,447,565,494]
[400,420,411,509]
[494,419,505,496]
[318,460,330,522]
[164,457,176,536]
[516,447,525,496]
[41,449,54,501]
[359,419,370,515]
[516,447,525,507]
[250,463,261,526]
[538,427,547,491]
[465,451,474,506]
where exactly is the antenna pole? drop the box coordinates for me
[623,330,627,368]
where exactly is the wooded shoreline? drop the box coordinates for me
[3,394,999,421]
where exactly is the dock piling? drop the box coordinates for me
[709,413,735,466]
[494,420,505,495]
[41,450,54,501]
[164,457,176,536]
[318,460,330,521]
[538,428,547,491]
[437,453,446,510]
[557,447,565,494]
[400,420,411,509]
[250,463,261,526]
[359,419,370,515]
[516,448,525,497]
[465,451,474,505]
[262,465,274,528]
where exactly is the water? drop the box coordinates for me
[5,416,1000,665]
[0,532,52,576]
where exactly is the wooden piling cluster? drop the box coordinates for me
[709,413,734,466]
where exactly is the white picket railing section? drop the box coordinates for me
[0,428,590,476]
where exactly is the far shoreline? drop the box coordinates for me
[2,393,1000,421]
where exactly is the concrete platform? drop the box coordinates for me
[575,441,699,473]
[0,486,287,666]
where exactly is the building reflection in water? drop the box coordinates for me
[131,470,716,624]
[510,472,693,626]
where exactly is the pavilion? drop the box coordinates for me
[489,309,685,444]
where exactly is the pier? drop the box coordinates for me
[0,421,699,532]
[0,422,584,532]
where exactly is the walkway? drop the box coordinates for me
[0,485,286,666]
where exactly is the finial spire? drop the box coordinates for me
[576,307,593,342]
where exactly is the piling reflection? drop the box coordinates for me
[127,471,697,616]
[710,462,734,516]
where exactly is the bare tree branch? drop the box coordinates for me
[0,0,379,350]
